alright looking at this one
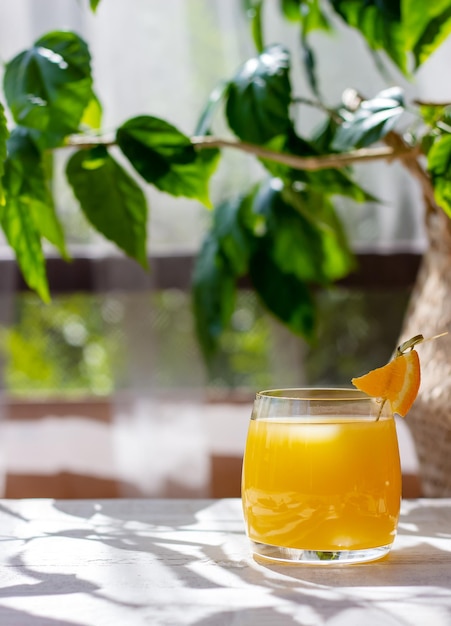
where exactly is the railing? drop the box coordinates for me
[0,248,423,294]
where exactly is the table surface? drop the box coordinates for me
[0,498,449,626]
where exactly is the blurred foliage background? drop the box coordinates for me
[0,287,409,397]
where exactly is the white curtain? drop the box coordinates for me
[0,0,444,251]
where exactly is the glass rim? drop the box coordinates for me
[255,387,373,402]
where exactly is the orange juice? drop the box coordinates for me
[242,415,401,552]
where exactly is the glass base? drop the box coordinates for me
[250,540,392,565]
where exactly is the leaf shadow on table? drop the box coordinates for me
[47,499,451,593]
[11,499,245,602]
[192,606,305,626]
[0,604,85,626]
[217,543,451,626]
[0,501,30,523]
[194,501,451,624]
[50,498,244,591]
[0,499,240,623]
[0,551,128,619]
[0,552,102,597]
[53,498,214,528]
[3,499,450,626]
[0,549,170,618]
[191,605,407,626]
[399,500,451,538]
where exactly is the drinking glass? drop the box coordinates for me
[241,388,402,564]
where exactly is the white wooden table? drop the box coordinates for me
[0,498,449,625]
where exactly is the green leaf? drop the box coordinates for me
[66,147,148,267]
[26,128,68,151]
[159,147,220,208]
[427,133,451,218]
[310,115,341,153]
[251,2,264,52]
[301,166,376,203]
[252,179,355,284]
[90,0,102,12]
[249,245,316,339]
[329,0,407,74]
[418,103,451,129]
[332,87,405,151]
[80,93,103,130]
[300,35,320,97]
[192,234,236,360]
[280,0,302,21]
[212,196,251,276]
[403,0,451,67]
[4,31,93,136]
[284,185,356,280]
[0,102,9,205]
[253,180,326,283]
[280,0,331,31]
[0,200,50,302]
[247,0,265,52]
[1,153,50,302]
[117,116,196,175]
[5,127,69,259]
[195,81,229,136]
[225,44,292,144]
[117,115,219,207]
[242,0,265,52]
[279,0,331,97]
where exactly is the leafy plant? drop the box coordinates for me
[0,0,450,368]
[0,294,123,396]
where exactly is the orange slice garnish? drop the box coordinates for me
[351,349,420,417]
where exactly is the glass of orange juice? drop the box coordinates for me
[241,388,402,564]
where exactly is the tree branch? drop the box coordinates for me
[383,131,439,216]
[291,96,340,121]
[67,133,422,172]
[66,135,114,149]
[191,135,420,171]
[413,99,451,108]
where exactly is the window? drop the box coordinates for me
[0,0,425,498]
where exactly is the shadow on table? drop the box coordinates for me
[254,541,451,585]
[0,605,85,626]
[398,500,451,539]
[1,498,450,625]
[248,500,451,589]
[46,499,451,594]
[0,550,160,619]
[53,498,213,527]
[193,606,308,626]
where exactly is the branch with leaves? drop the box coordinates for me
[68,133,421,172]
[1,0,451,368]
